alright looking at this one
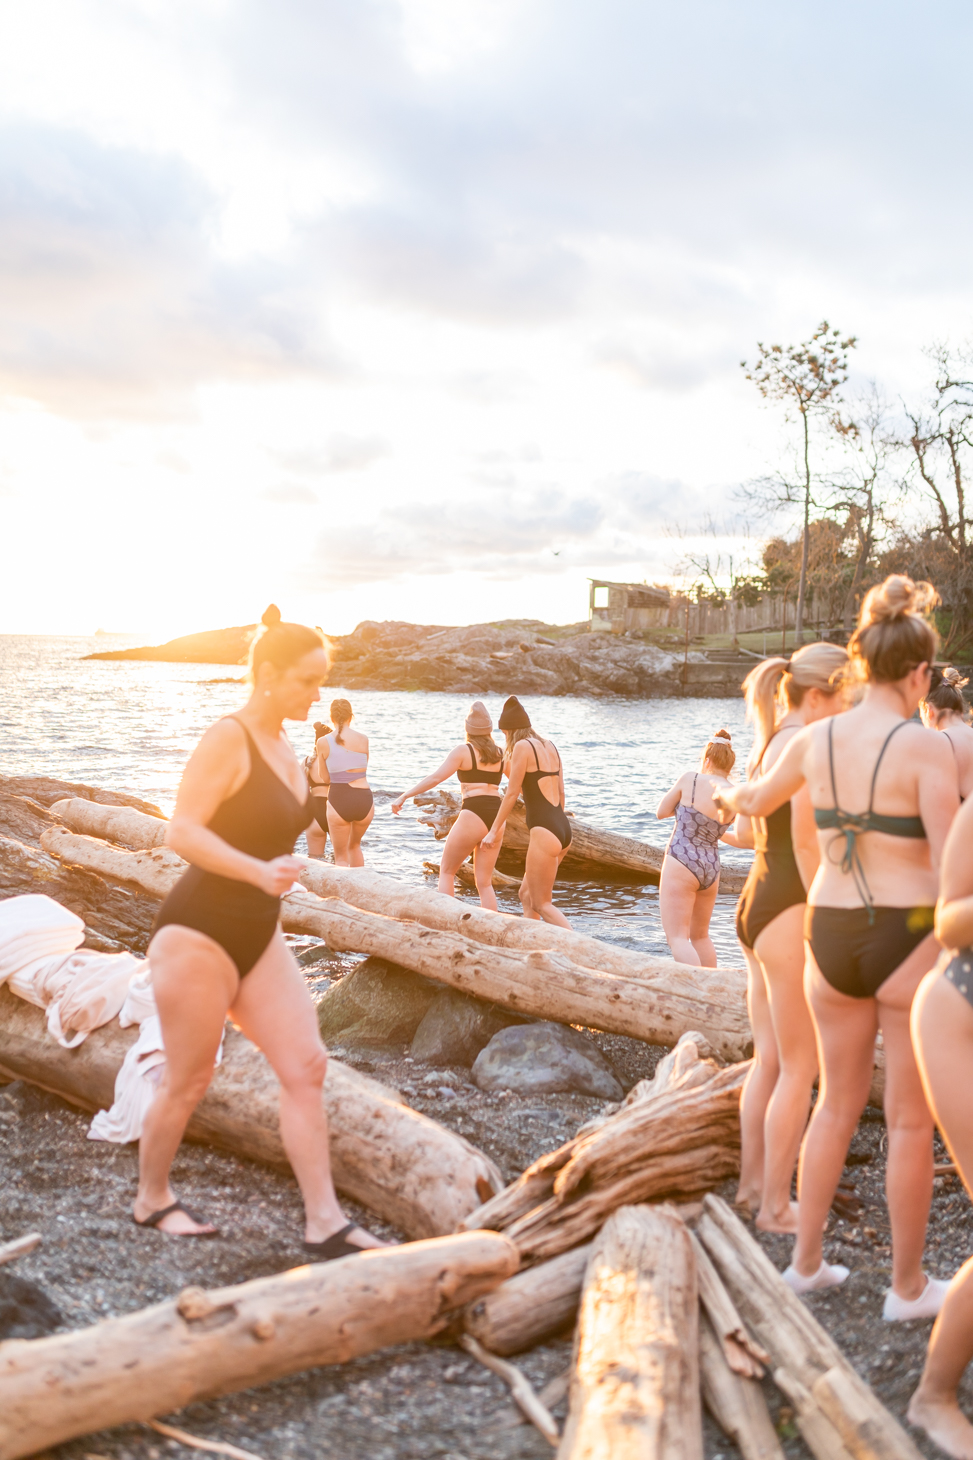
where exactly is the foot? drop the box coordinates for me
[304,1217,387,1251]
[133,1198,217,1236]
[884,1276,951,1323]
[757,1200,800,1234]
[783,1260,849,1294]
[733,1187,761,1213]
[908,1390,973,1458]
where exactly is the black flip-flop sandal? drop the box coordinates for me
[133,1200,219,1237]
[303,1221,369,1261]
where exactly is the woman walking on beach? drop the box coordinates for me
[921,666,973,802]
[909,798,973,1456]
[140,607,383,1257]
[321,699,374,867]
[655,729,737,967]
[731,644,849,1234]
[715,578,957,1318]
[304,720,331,858]
[482,696,572,927]
[390,701,505,910]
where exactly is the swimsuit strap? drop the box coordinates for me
[469,744,478,771]
[530,740,541,771]
[823,718,914,921]
[528,739,559,778]
[944,730,958,761]
[690,772,697,808]
[867,720,911,814]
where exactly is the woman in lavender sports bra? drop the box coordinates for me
[321,699,374,866]
[656,729,739,966]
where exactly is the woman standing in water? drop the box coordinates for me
[322,699,374,867]
[909,796,973,1455]
[715,578,956,1317]
[390,701,505,910]
[655,729,737,967]
[140,607,383,1257]
[482,696,572,927]
[921,666,973,802]
[731,644,849,1234]
[304,720,331,858]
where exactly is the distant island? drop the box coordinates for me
[84,619,749,697]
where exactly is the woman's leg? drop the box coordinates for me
[345,803,375,868]
[231,931,385,1248]
[306,803,328,858]
[439,811,488,900]
[754,905,818,1234]
[909,971,973,1456]
[327,803,353,865]
[791,955,877,1277]
[521,828,570,928]
[135,926,238,1234]
[688,876,720,967]
[659,855,702,965]
[736,945,779,1210]
[471,824,501,913]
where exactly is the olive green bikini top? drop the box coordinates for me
[814,718,925,915]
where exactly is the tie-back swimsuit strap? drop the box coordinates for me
[522,741,572,850]
[456,745,504,831]
[735,731,806,949]
[666,772,728,892]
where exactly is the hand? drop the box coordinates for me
[255,854,305,897]
[390,796,405,815]
[481,829,497,849]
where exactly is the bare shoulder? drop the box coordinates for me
[193,716,248,761]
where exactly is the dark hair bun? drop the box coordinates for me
[261,604,282,629]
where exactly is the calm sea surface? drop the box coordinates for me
[0,635,754,964]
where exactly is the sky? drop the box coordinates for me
[2,0,972,638]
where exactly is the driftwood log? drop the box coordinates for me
[690,1230,768,1379]
[696,1195,923,1460]
[423,859,523,893]
[558,1205,702,1460]
[416,789,749,894]
[699,1315,785,1460]
[39,823,751,1059]
[464,1243,593,1355]
[464,1035,746,1263]
[0,1231,518,1460]
[0,987,500,1239]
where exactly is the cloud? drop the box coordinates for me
[262,481,319,504]
[272,434,389,476]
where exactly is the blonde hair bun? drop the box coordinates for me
[261,603,282,628]
[944,666,969,688]
[712,728,732,742]
[860,575,938,626]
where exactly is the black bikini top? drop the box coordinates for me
[456,745,504,785]
[209,718,313,861]
[814,718,925,913]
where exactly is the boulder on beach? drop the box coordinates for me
[316,957,439,1047]
[471,1021,624,1099]
[409,987,530,1067]
[84,624,255,665]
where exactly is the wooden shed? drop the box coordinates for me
[588,579,670,634]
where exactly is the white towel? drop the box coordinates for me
[45,950,146,1048]
[88,1015,224,1145]
[0,895,84,985]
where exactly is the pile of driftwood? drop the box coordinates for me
[415,787,750,895]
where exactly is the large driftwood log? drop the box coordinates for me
[699,1315,785,1460]
[0,987,500,1239]
[690,1230,768,1379]
[558,1205,702,1460]
[464,1243,593,1355]
[696,1195,922,1460]
[39,825,751,1058]
[464,1035,746,1263]
[0,1231,518,1460]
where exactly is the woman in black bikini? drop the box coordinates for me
[140,607,384,1258]
[732,643,849,1235]
[304,720,331,858]
[715,577,957,1315]
[390,701,505,910]
[921,666,973,802]
[482,696,571,928]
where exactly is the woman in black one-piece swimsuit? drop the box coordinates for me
[137,606,383,1257]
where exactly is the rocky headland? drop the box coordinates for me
[86,618,753,697]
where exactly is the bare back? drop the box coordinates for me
[940,718,973,803]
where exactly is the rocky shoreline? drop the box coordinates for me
[85,619,755,698]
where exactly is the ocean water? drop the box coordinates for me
[0,635,754,964]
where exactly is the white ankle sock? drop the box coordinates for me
[783,1261,850,1294]
[883,1276,951,1323]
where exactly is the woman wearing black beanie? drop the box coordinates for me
[483,696,572,926]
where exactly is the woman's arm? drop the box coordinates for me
[918,730,961,873]
[713,728,811,817]
[390,748,465,813]
[727,813,755,850]
[481,745,528,848]
[165,721,299,895]
[314,737,331,787]
[656,776,686,821]
[789,784,820,891]
[935,795,973,948]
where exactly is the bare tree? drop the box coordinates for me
[822,384,900,631]
[667,517,763,647]
[742,321,857,646]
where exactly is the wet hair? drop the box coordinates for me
[924,665,969,718]
[466,732,503,766]
[701,728,735,775]
[849,575,938,684]
[742,641,850,772]
[330,698,353,746]
[248,605,327,683]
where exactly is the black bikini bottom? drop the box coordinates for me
[943,949,973,1007]
[153,866,280,978]
[461,795,501,831]
[806,904,936,999]
[328,785,374,823]
[526,802,573,851]
[735,851,806,950]
[310,797,329,831]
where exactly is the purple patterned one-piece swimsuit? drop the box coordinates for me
[666,774,727,890]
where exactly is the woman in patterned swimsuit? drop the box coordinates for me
[656,730,739,966]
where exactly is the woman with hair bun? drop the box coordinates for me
[142,607,384,1257]
[390,701,505,910]
[482,697,571,927]
[655,729,738,967]
[732,642,849,1234]
[715,576,957,1318]
[304,720,331,858]
[321,699,374,867]
[921,666,973,802]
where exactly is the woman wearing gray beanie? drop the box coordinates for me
[390,701,506,909]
